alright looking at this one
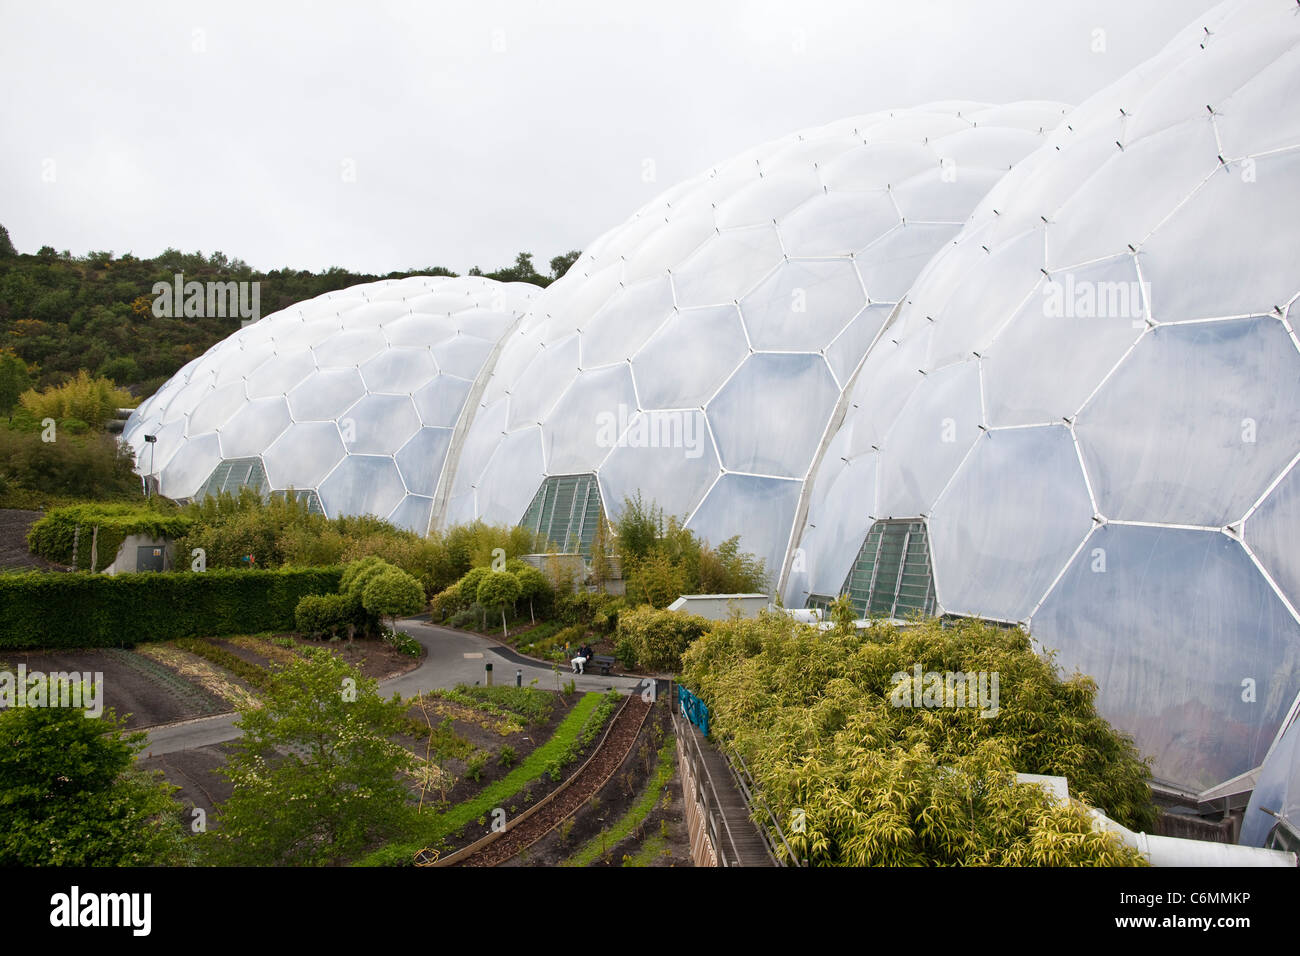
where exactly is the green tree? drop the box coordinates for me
[361,566,426,633]
[549,250,581,280]
[0,223,16,257]
[626,548,689,608]
[588,512,612,589]
[208,649,415,865]
[0,350,33,418]
[512,563,551,624]
[457,565,492,627]
[511,251,538,278]
[698,535,768,594]
[98,355,140,386]
[477,569,521,636]
[613,492,663,565]
[0,691,189,865]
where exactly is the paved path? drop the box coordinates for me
[140,618,644,757]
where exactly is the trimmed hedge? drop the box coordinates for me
[295,592,365,639]
[0,566,342,649]
[27,504,195,571]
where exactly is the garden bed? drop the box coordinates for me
[357,689,624,864]
[0,646,227,728]
[500,697,691,867]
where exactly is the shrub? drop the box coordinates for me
[0,429,140,502]
[295,592,362,639]
[590,595,626,635]
[615,636,639,670]
[457,566,491,604]
[384,628,421,658]
[610,492,768,604]
[18,370,135,429]
[465,751,488,782]
[553,625,585,648]
[361,567,426,626]
[0,702,188,865]
[616,605,712,673]
[555,589,622,629]
[446,607,479,629]
[340,555,391,599]
[431,583,465,620]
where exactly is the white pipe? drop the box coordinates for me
[1088,809,1295,867]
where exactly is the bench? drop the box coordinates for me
[589,654,617,676]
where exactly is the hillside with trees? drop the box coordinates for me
[0,223,579,398]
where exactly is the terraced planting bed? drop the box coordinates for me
[500,697,692,867]
[455,694,653,866]
[360,688,626,865]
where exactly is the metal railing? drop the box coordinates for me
[725,748,802,867]
[672,708,746,867]
[670,680,801,867]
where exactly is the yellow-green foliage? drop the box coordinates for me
[613,493,768,607]
[680,613,1155,866]
[19,370,136,428]
[615,605,711,672]
[178,491,544,599]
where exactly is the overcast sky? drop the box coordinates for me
[1,0,1218,275]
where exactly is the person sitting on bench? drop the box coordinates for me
[571,646,591,674]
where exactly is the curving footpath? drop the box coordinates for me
[140,617,644,757]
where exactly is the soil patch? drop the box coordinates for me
[0,646,227,728]
[0,509,64,571]
[139,741,239,826]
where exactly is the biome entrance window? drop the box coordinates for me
[841,518,935,619]
[521,474,604,555]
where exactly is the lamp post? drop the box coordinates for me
[143,434,157,499]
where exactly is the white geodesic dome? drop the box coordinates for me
[437,100,1071,574]
[122,275,539,533]
[788,0,1300,792]
[1242,708,1300,848]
